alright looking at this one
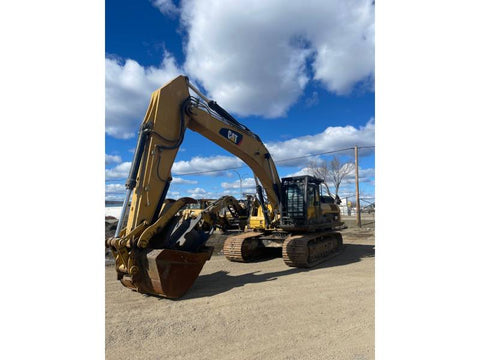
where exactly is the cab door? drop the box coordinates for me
[306,183,321,224]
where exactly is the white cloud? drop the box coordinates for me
[105,156,242,180]
[105,53,182,139]
[180,0,374,117]
[171,177,198,184]
[105,183,126,194]
[106,119,373,181]
[107,1,374,139]
[105,184,127,201]
[106,1,374,140]
[151,0,180,17]
[105,194,125,201]
[343,167,375,185]
[285,167,311,178]
[305,91,319,107]
[166,190,181,198]
[187,187,215,199]
[221,177,256,190]
[172,155,243,175]
[105,154,122,165]
[267,118,375,166]
[168,118,373,178]
[283,165,374,203]
[105,162,131,179]
[287,165,373,183]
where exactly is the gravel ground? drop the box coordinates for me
[105,226,374,360]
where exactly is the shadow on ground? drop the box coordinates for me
[181,243,374,300]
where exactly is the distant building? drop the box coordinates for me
[338,197,355,216]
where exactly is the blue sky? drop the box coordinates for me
[105,0,375,202]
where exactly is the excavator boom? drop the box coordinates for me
[107,76,283,298]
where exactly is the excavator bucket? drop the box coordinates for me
[119,246,214,299]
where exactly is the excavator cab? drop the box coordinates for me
[280,175,340,230]
[225,175,343,266]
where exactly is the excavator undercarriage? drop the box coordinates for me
[224,230,343,267]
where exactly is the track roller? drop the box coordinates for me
[282,232,343,268]
[223,233,265,262]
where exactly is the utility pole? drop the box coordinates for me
[354,145,361,227]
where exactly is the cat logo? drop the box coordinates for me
[219,128,243,145]
[228,130,238,143]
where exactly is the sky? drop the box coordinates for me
[105,0,375,203]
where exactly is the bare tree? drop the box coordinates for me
[330,156,355,197]
[307,156,355,197]
[307,159,328,181]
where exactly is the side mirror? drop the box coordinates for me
[335,195,341,205]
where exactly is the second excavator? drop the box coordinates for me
[106,76,344,298]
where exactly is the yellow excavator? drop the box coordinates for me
[106,76,343,298]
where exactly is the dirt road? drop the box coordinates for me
[106,227,374,360]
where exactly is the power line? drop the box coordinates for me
[274,147,355,164]
[359,198,375,205]
[106,145,375,180]
[173,145,375,176]
[172,165,245,176]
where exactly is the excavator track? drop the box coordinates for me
[282,232,343,268]
[223,232,265,262]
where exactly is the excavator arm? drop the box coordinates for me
[107,75,282,298]
[120,76,281,237]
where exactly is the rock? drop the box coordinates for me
[105,217,119,240]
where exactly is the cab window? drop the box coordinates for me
[307,184,317,206]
